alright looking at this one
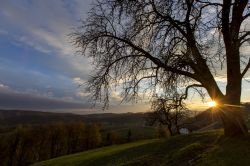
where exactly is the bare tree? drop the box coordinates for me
[146,94,190,136]
[71,0,250,136]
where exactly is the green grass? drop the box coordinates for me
[32,130,250,166]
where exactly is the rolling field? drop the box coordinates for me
[31,139,159,166]
[31,130,250,166]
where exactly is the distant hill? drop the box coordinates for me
[184,108,221,131]
[0,108,224,131]
[1,103,249,130]
[0,110,147,128]
[0,109,212,129]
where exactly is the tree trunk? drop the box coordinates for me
[205,80,248,136]
[219,106,248,136]
[221,48,248,136]
[176,126,180,135]
[167,125,173,136]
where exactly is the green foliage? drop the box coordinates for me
[85,124,102,149]
[156,126,170,138]
[127,129,132,142]
[106,131,121,145]
[0,122,102,166]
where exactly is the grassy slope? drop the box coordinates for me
[32,130,250,166]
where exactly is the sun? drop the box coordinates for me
[207,101,217,107]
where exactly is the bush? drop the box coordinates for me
[156,126,170,138]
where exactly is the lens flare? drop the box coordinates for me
[207,101,217,107]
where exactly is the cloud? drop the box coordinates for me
[214,76,227,83]
[0,64,84,102]
[76,91,90,97]
[0,85,90,110]
[0,29,8,35]
[0,83,10,92]
[0,0,93,74]
[0,83,8,88]
[111,91,123,102]
[73,77,86,85]
[18,35,51,54]
[73,77,90,98]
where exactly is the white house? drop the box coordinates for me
[179,128,190,135]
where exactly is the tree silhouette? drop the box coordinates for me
[72,0,250,136]
[127,129,132,142]
[146,94,190,136]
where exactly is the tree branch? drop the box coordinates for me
[241,58,250,78]
[239,31,250,42]
[181,84,204,100]
[103,34,198,80]
[150,0,188,38]
[196,0,223,7]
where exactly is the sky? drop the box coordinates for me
[0,0,150,114]
[0,0,250,114]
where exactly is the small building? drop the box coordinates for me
[179,128,190,135]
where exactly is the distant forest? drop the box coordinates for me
[0,111,155,166]
[0,122,104,166]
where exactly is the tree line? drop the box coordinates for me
[0,122,102,166]
[0,121,146,166]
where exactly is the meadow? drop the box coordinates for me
[32,130,250,166]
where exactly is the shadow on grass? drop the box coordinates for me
[198,134,250,166]
[35,130,250,166]
[74,131,222,166]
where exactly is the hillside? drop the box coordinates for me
[0,107,249,133]
[0,109,219,135]
[0,110,146,128]
[1,108,249,135]
[32,130,250,166]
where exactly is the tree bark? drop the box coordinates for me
[220,48,248,136]
[219,105,248,136]
[167,125,173,136]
